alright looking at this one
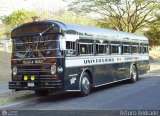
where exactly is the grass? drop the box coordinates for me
[0,91,35,106]
[0,96,16,105]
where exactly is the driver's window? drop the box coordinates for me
[66,41,76,56]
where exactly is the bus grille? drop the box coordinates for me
[17,64,51,75]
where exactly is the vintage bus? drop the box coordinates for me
[9,20,150,96]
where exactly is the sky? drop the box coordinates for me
[0,0,71,16]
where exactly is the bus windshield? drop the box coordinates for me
[12,34,61,59]
[12,23,62,59]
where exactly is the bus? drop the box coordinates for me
[9,20,150,96]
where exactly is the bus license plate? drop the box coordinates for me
[28,83,34,87]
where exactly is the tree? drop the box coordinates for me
[68,0,158,33]
[0,9,36,26]
[145,15,160,47]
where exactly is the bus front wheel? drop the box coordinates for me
[80,72,91,97]
[130,65,138,83]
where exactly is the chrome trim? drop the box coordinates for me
[94,78,130,87]
[118,68,125,71]
[66,90,81,92]
[69,74,78,77]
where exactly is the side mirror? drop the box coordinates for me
[60,36,66,50]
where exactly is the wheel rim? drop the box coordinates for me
[82,77,90,91]
[132,66,137,80]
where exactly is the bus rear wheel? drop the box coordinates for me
[130,65,138,83]
[79,72,91,97]
[35,90,49,96]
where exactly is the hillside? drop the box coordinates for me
[0,51,11,84]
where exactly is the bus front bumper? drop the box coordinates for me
[9,80,62,90]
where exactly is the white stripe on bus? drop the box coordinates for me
[65,55,149,67]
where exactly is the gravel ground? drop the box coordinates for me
[0,51,11,84]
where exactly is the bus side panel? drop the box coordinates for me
[93,62,130,86]
[93,64,116,86]
[63,60,149,91]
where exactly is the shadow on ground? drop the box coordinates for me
[35,78,145,103]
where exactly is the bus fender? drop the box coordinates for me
[79,68,92,90]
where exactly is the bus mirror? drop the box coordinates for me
[60,37,66,50]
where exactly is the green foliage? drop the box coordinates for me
[68,0,158,33]
[145,15,160,47]
[0,26,12,39]
[0,9,36,26]
[40,10,101,27]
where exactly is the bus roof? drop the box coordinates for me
[43,20,148,43]
[12,20,148,43]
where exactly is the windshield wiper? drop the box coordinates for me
[35,24,54,60]
[39,24,54,36]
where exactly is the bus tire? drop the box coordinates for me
[35,90,49,96]
[130,65,138,83]
[79,72,91,97]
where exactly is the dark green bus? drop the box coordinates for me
[9,20,150,96]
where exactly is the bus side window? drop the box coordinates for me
[132,45,138,54]
[96,44,109,54]
[66,41,76,56]
[111,44,120,54]
[79,43,93,55]
[144,46,148,53]
[123,45,130,54]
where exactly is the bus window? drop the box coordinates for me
[140,46,144,54]
[132,45,138,53]
[79,43,93,55]
[111,44,120,54]
[96,44,109,54]
[66,41,76,56]
[123,45,130,54]
[144,46,148,53]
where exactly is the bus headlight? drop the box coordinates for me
[51,65,56,75]
[12,66,17,76]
